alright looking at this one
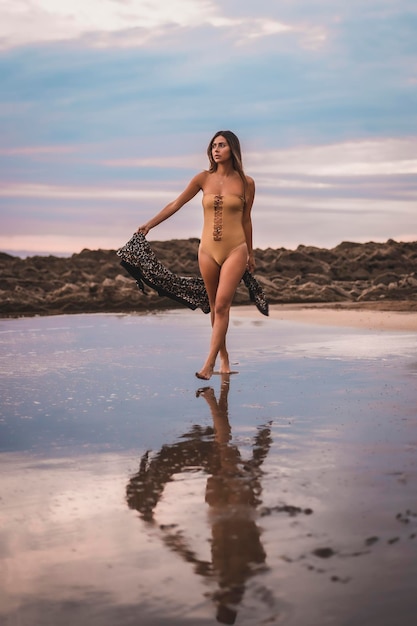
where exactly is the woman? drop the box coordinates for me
[137,130,256,381]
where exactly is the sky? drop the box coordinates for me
[0,0,416,256]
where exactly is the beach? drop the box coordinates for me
[1,307,417,625]
[239,303,417,332]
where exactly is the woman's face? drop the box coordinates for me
[211,135,231,164]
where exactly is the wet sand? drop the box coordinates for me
[238,303,417,332]
[1,310,417,626]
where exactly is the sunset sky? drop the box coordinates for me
[1,0,416,256]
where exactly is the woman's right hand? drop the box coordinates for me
[137,224,150,235]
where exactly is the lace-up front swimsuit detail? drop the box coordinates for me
[200,193,246,266]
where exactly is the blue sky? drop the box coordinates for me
[0,0,416,255]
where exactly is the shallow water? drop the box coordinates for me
[1,310,417,626]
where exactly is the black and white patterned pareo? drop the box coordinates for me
[117,232,269,317]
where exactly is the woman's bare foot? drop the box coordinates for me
[219,357,231,374]
[195,359,215,380]
[195,365,214,380]
[219,349,231,374]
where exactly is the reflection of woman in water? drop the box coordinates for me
[126,375,272,624]
[136,131,256,380]
[198,376,269,624]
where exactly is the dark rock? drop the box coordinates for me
[1,238,416,317]
[364,536,379,546]
[312,547,336,559]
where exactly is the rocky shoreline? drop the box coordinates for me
[1,238,416,317]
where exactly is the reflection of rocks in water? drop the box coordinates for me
[126,376,276,623]
[260,504,313,517]
[278,508,417,585]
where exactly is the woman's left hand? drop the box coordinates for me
[247,254,255,273]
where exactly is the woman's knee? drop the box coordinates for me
[214,299,231,317]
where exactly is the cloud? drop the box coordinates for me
[102,155,203,170]
[0,0,294,49]
[0,182,174,201]
[247,137,417,179]
[0,145,77,156]
[0,234,122,255]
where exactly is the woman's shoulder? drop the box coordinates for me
[245,174,255,190]
[191,170,211,184]
[184,170,210,193]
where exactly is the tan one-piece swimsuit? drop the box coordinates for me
[200,193,247,266]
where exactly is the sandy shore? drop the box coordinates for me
[235,302,417,332]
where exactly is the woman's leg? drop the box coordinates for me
[198,248,223,371]
[198,249,230,371]
[197,244,247,380]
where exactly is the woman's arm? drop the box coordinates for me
[243,176,256,272]
[137,172,205,235]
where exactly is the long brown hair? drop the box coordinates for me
[207,130,247,198]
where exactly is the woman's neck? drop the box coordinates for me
[215,163,235,177]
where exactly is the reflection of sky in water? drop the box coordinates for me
[1,312,417,625]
